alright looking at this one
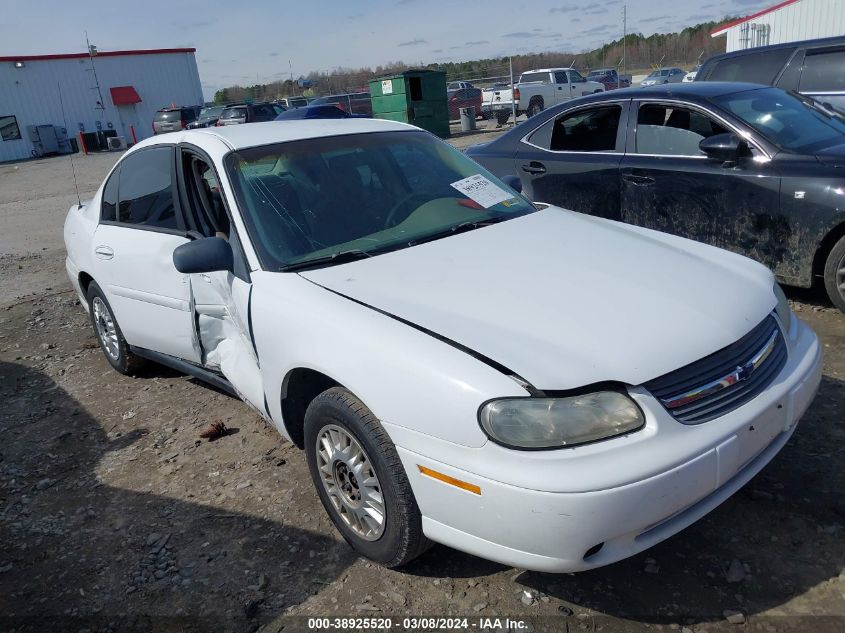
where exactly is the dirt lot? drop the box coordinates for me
[1,137,844,633]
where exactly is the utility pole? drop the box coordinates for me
[510,56,516,125]
[85,32,106,120]
[622,4,627,78]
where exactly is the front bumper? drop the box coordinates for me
[391,317,821,573]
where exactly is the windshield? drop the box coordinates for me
[221,107,247,119]
[225,131,535,270]
[712,87,845,153]
[199,106,224,119]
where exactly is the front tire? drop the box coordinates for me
[86,281,143,375]
[304,387,429,567]
[822,234,845,313]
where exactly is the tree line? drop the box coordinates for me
[212,19,731,103]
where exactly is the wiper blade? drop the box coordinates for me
[279,249,373,272]
[407,216,509,247]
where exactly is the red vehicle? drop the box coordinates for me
[586,68,631,91]
[448,87,482,121]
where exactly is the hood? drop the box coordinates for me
[300,208,775,390]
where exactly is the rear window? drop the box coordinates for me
[706,48,794,84]
[221,107,247,119]
[520,72,551,84]
[154,110,181,122]
[799,49,845,93]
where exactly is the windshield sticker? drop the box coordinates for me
[451,174,513,209]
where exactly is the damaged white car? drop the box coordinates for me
[64,119,822,572]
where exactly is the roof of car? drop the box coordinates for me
[523,68,575,73]
[132,119,416,157]
[576,81,771,102]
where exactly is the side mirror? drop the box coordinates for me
[699,133,749,162]
[501,174,523,193]
[173,237,233,274]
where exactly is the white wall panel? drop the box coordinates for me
[0,51,202,162]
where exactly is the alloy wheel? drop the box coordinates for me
[316,424,385,541]
[92,296,120,361]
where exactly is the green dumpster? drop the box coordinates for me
[369,70,449,138]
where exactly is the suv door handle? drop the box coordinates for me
[94,245,114,260]
[521,161,547,175]
[622,174,655,186]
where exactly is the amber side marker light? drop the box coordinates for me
[417,465,481,495]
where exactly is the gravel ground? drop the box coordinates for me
[1,134,844,633]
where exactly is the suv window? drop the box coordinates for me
[221,107,247,119]
[528,105,622,152]
[707,48,794,83]
[101,167,120,222]
[799,49,845,93]
[635,104,728,156]
[154,110,180,122]
[116,147,178,229]
[520,72,551,84]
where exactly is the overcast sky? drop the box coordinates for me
[4,0,773,99]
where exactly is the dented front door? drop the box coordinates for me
[190,269,266,414]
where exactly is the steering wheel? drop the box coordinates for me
[384,192,433,228]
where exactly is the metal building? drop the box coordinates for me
[0,47,203,163]
[711,0,845,52]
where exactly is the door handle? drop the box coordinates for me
[94,245,114,260]
[622,174,655,186]
[521,161,547,175]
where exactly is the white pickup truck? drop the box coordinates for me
[481,83,516,125]
[516,68,605,117]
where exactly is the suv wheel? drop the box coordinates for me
[823,234,845,313]
[86,281,143,375]
[304,387,429,567]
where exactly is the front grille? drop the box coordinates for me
[644,315,787,424]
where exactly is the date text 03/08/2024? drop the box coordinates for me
[306,617,529,630]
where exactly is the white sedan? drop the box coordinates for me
[64,119,822,572]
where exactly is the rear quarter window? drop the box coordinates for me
[799,49,845,93]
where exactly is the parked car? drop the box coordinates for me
[466,81,845,312]
[640,67,686,86]
[274,104,364,120]
[187,105,226,129]
[215,103,284,126]
[309,93,373,117]
[516,68,605,118]
[275,96,309,109]
[682,65,701,83]
[65,119,820,572]
[447,81,474,93]
[587,68,632,90]
[152,106,200,134]
[696,35,845,111]
[448,87,483,121]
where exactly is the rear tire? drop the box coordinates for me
[304,387,429,568]
[822,235,845,313]
[496,110,511,125]
[526,98,544,118]
[86,281,144,375]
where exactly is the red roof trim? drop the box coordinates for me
[110,86,142,105]
[0,47,196,63]
[711,0,801,36]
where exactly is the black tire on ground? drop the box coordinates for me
[527,98,544,118]
[304,387,430,568]
[86,281,144,375]
[822,234,845,313]
[496,110,511,125]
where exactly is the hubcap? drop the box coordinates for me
[837,253,845,301]
[92,296,120,361]
[316,424,385,541]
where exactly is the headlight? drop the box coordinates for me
[774,283,792,333]
[478,391,644,449]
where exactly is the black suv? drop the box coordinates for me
[697,36,845,111]
[152,106,201,134]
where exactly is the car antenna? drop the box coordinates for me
[58,81,83,209]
